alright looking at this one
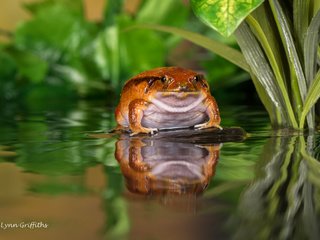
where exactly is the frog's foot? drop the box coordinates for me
[194,122,223,130]
[110,125,130,133]
[130,127,158,136]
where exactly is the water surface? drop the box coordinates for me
[0,101,319,240]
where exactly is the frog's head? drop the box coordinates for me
[127,67,210,94]
[127,67,211,113]
[152,66,209,93]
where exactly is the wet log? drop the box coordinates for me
[137,127,247,144]
[92,127,247,144]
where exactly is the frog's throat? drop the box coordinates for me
[151,161,203,179]
[150,94,205,113]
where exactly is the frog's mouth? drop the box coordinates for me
[151,91,204,113]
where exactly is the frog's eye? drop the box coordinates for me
[161,76,167,83]
[192,74,208,88]
[193,75,200,82]
[193,74,204,82]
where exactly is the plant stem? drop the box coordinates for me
[103,0,124,26]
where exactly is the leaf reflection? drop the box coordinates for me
[234,134,320,240]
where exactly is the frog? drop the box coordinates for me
[115,66,221,135]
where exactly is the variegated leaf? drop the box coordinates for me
[191,0,265,37]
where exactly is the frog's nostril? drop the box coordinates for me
[179,85,189,91]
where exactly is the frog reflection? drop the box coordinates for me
[115,135,220,196]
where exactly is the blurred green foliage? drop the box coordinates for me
[0,0,190,103]
[0,0,250,105]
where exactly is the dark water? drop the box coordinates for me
[0,101,319,240]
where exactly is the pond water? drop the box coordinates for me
[0,100,319,240]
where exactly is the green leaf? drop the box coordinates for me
[304,10,320,87]
[0,50,19,101]
[6,47,48,83]
[103,0,124,26]
[313,0,320,15]
[133,24,250,72]
[269,0,307,100]
[235,22,296,128]
[250,73,278,125]
[299,70,320,129]
[191,0,264,37]
[94,31,112,81]
[119,20,166,83]
[137,0,189,27]
[293,0,310,54]
[15,4,97,62]
[250,4,286,80]
[14,1,101,94]
[24,0,83,15]
[270,0,307,100]
[0,49,17,79]
[95,17,167,89]
[269,0,310,128]
[246,15,298,128]
[96,26,120,88]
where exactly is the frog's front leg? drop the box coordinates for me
[195,96,222,130]
[128,139,150,171]
[129,99,158,136]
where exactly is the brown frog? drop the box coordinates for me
[115,67,221,135]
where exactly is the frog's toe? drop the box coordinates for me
[214,124,223,130]
[148,128,159,135]
[194,123,206,129]
[194,122,222,130]
[129,127,158,136]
